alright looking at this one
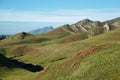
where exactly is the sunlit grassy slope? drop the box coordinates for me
[0,28,120,80]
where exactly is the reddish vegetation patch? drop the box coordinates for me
[73,45,107,60]
[59,45,108,70]
[37,45,108,78]
[64,35,83,42]
[71,45,107,68]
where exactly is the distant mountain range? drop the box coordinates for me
[47,17,120,38]
[2,17,120,42]
[29,26,54,34]
[0,26,54,40]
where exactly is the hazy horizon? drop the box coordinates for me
[0,21,68,34]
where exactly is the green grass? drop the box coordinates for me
[72,44,120,80]
[0,28,120,80]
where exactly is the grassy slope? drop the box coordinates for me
[0,28,120,80]
[37,28,120,80]
[0,26,73,47]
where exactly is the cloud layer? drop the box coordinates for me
[0,9,120,22]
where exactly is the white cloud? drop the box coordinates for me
[0,9,120,22]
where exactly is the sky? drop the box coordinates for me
[0,0,120,34]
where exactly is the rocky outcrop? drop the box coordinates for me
[71,25,80,32]
[103,23,115,32]
[103,23,110,32]
[61,24,75,34]
[71,25,88,32]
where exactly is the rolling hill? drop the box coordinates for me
[0,17,120,80]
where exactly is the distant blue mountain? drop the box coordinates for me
[29,26,54,34]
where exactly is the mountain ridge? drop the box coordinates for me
[1,17,120,46]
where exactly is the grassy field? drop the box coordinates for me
[0,28,120,80]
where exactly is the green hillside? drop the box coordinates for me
[0,18,120,80]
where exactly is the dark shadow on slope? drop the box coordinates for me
[0,54,43,72]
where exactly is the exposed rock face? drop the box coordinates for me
[71,19,92,32]
[70,18,118,35]
[103,23,110,32]
[70,19,103,35]
[71,25,80,32]
[71,25,88,32]
[61,24,75,34]
[46,18,119,39]
[79,25,88,32]
[103,23,116,32]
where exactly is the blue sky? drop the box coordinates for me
[0,0,120,34]
[0,0,120,10]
